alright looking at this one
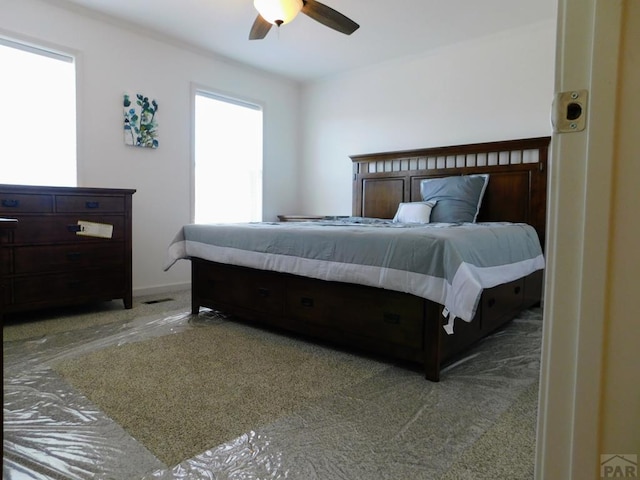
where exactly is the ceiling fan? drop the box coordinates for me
[249,0,360,40]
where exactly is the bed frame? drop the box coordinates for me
[190,137,550,381]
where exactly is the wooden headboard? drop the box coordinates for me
[351,137,551,247]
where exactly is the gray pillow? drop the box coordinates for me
[420,174,489,223]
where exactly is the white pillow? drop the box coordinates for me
[392,201,436,223]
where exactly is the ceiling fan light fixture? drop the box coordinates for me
[254,0,303,26]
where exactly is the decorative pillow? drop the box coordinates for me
[392,201,436,223]
[419,174,489,223]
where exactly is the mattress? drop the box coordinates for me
[165,218,544,324]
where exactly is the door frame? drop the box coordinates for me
[536,0,623,478]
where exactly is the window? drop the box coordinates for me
[194,91,263,223]
[0,38,77,186]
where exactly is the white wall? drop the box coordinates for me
[0,0,301,294]
[299,20,556,216]
[0,1,557,294]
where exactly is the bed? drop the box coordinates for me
[165,136,550,381]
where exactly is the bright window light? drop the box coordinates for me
[194,92,263,223]
[0,38,77,187]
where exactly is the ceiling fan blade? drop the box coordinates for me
[249,14,272,40]
[301,0,359,35]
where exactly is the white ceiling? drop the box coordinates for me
[51,0,557,82]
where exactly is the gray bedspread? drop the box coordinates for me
[164,218,544,327]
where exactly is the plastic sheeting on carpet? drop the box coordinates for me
[3,306,543,480]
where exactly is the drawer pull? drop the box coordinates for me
[383,313,401,324]
[2,199,19,208]
[514,286,521,295]
[301,297,314,307]
[487,298,496,308]
[66,252,82,261]
[257,287,270,297]
[67,225,82,233]
[85,201,100,209]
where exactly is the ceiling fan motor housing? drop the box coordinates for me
[254,0,303,26]
[249,0,359,40]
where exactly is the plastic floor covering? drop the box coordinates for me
[3,306,543,479]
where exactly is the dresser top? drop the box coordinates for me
[0,184,136,195]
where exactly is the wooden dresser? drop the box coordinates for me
[0,184,135,320]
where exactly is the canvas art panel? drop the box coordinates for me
[123,93,158,148]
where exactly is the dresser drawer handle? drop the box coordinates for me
[66,252,82,261]
[257,287,270,297]
[301,297,314,307]
[67,224,82,233]
[2,199,20,208]
[85,201,100,209]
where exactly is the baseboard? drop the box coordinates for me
[133,282,191,297]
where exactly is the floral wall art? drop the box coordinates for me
[123,93,158,148]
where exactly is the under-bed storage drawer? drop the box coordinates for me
[480,278,525,332]
[286,277,424,349]
[523,269,543,308]
[193,261,285,316]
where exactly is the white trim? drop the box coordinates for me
[536,0,622,478]
[133,283,190,297]
[0,35,73,62]
[195,89,262,112]
[189,83,198,225]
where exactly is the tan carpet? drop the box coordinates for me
[52,320,385,467]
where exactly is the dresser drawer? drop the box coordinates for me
[10,215,125,244]
[55,195,125,213]
[10,269,126,305]
[11,244,124,274]
[0,193,53,213]
[286,278,424,349]
[0,247,11,275]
